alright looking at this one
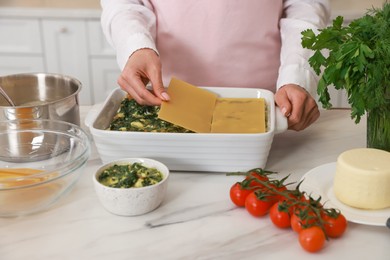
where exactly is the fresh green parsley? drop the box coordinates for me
[301,3,390,123]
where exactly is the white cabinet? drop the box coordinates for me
[90,58,120,103]
[42,19,92,104]
[87,20,116,56]
[0,56,45,75]
[0,13,121,105]
[0,18,45,74]
[87,20,121,103]
[0,18,42,54]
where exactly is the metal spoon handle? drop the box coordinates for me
[0,85,16,106]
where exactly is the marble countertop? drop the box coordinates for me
[1,107,389,260]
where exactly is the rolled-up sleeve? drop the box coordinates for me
[100,0,158,70]
[278,0,330,96]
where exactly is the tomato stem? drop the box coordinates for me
[230,168,343,240]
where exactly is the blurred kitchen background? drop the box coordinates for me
[0,0,385,106]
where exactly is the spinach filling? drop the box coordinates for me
[108,97,192,133]
[98,162,164,188]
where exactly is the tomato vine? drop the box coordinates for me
[228,168,347,253]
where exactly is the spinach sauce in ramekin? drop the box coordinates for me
[98,162,163,188]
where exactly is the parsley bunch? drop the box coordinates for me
[301,3,390,123]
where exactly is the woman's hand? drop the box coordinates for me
[117,48,169,106]
[274,84,320,131]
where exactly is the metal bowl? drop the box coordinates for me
[0,119,90,217]
[0,73,81,126]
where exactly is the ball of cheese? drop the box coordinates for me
[333,148,390,210]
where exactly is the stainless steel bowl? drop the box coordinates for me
[0,73,81,126]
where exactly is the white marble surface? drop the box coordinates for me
[1,107,389,260]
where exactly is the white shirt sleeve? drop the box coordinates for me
[278,0,330,96]
[100,0,158,70]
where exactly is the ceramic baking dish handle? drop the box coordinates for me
[84,103,104,128]
[275,106,288,134]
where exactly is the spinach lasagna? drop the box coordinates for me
[108,96,192,133]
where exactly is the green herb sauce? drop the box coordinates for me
[109,97,193,133]
[98,162,164,188]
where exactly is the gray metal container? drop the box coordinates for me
[0,73,81,126]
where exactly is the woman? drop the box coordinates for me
[101,0,330,131]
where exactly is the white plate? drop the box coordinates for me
[299,162,390,226]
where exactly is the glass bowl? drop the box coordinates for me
[0,119,90,217]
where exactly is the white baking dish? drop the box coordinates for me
[85,87,287,172]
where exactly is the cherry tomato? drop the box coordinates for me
[277,189,296,203]
[245,191,274,217]
[275,185,288,202]
[291,213,304,233]
[281,189,308,203]
[230,182,252,207]
[291,210,317,233]
[291,214,303,233]
[266,181,288,203]
[276,190,304,214]
[245,171,269,189]
[269,202,291,228]
[323,213,347,238]
[298,226,326,253]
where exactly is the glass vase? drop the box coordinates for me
[366,106,390,152]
